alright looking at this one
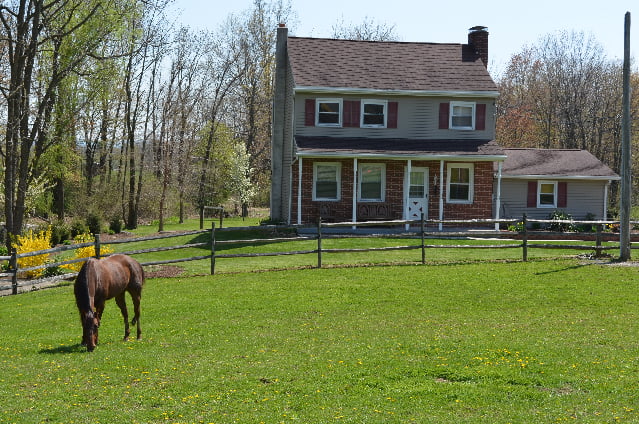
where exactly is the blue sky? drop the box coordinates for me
[168,0,636,76]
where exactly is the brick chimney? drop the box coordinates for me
[468,26,488,68]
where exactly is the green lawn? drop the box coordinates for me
[1,259,638,423]
[130,216,265,237]
[113,228,616,276]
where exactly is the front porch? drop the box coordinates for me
[291,156,500,227]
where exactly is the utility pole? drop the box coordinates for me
[620,12,632,261]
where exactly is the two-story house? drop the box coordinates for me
[271,25,506,225]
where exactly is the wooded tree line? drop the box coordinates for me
[0,0,291,248]
[0,1,636,249]
[495,30,639,207]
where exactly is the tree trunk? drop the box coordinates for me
[53,178,65,220]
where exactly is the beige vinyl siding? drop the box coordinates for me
[295,95,495,140]
[497,179,608,221]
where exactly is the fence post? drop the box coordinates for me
[421,213,426,264]
[211,222,216,275]
[522,214,528,262]
[94,234,101,259]
[595,224,603,258]
[219,207,224,229]
[10,249,18,295]
[317,218,323,268]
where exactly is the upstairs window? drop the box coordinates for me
[450,101,475,130]
[306,99,398,128]
[446,163,474,203]
[439,102,485,130]
[316,99,342,127]
[313,163,341,201]
[361,100,387,128]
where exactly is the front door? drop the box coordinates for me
[404,167,429,221]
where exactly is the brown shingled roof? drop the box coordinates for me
[499,148,619,179]
[296,136,505,158]
[287,37,498,93]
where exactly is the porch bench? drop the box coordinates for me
[357,204,394,221]
[318,203,337,222]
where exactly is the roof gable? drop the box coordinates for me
[500,148,619,179]
[287,37,498,94]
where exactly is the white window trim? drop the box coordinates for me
[537,180,558,208]
[313,162,342,201]
[449,101,475,130]
[358,163,386,202]
[360,99,387,128]
[316,98,342,127]
[446,163,474,204]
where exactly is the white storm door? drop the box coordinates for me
[405,167,429,221]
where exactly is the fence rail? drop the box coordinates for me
[1,214,632,295]
[206,215,627,273]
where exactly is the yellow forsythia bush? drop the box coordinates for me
[13,227,52,278]
[61,233,114,272]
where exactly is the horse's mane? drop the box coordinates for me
[74,259,99,313]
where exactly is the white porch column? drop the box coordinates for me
[604,181,610,220]
[297,157,303,225]
[352,158,358,228]
[494,161,502,231]
[439,160,444,231]
[405,159,412,231]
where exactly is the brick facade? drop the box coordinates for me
[291,159,495,224]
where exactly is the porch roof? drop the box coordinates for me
[498,148,620,180]
[295,136,506,161]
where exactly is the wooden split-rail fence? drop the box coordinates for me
[0,214,630,295]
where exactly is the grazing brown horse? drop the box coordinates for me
[74,254,145,352]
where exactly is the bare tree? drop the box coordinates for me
[497,31,632,168]
[155,27,204,231]
[120,0,170,229]
[228,0,293,216]
[193,18,247,228]
[331,16,400,41]
[0,0,118,247]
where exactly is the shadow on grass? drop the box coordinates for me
[533,261,594,275]
[39,343,86,354]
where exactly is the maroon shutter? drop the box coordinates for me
[353,101,360,127]
[387,102,398,128]
[527,181,537,207]
[558,182,567,207]
[342,101,352,127]
[475,103,486,131]
[343,100,360,127]
[305,99,315,126]
[438,102,450,129]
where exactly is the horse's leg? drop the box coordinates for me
[114,293,131,341]
[130,289,142,340]
[79,312,87,345]
[94,304,105,346]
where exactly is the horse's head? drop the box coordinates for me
[82,311,100,352]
